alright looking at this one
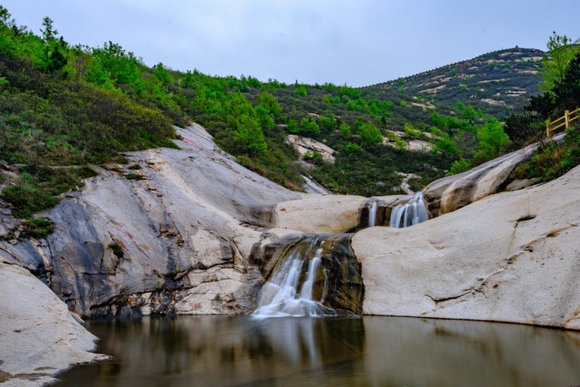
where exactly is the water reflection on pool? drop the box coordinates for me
[58,316,580,386]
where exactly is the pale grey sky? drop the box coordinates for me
[2,0,579,86]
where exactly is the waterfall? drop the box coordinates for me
[389,192,429,228]
[253,238,336,318]
[368,200,378,227]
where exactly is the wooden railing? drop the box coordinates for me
[546,108,580,137]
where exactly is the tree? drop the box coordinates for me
[40,17,68,72]
[256,92,281,117]
[476,118,509,159]
[552,53,580,112]
[539,32,580,93]
[234,115,267,155]
[355,122,382,147]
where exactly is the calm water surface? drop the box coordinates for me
[58,316,580,387]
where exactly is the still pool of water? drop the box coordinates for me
[58,316,580,386]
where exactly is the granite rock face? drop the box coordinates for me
[272,195,367,233]
[286,134,336,164]
[1,124,299,318]
[0,258,107,386]
[353,165,580,330]
[422,141,539,217]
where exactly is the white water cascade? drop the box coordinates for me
[389,192,429,228]
[368,200,378,227]
[253,239,336,318]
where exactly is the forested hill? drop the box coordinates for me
[3,5,577,234]
[363,47,544,119]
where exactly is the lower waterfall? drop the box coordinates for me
[389,192,429,228]
[252,234,363,318]
[253,238,336,317]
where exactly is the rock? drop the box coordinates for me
[286,134,336,164]
[273,194,367,233]
[505,178,537,191]
[422,141,538,216]
[422,134,566,217]
[301,175,331,194]
[352,165,580,330]
[0,124,299,318]
[407,139,434,152]
[0,258,106,386]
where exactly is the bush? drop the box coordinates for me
[512,125,580,182]
[344,142,364,156]
[475,118,509,160]
[447,158,471,175]
[0,184,60,218]
[20,217,54,239]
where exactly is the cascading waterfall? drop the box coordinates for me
[389,192,429,228]
[253,238,336,318]
[368,200,378,227]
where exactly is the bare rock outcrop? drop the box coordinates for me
[422,134,567,217]
[272,194,367,233]
[353,165,580,330]
[286,134,336,164]
[1,124,299,318]
[0,258,107,386]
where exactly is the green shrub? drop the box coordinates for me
[0,184,60,218]
[108,241,124,258]
[447,158,471,175]
[20,217,54,239]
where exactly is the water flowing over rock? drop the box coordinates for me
[389,192,429,228]
[253,234,363,317]
[354,165,580,330]
[368,200,378,227]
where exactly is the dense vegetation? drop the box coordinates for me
[364,47,544,120]
[509,47,580,182]
[0,5,576,234]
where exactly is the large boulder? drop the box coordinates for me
[353,165,580,330]
[0,258,106,386]
[272,194,367,233]
[422,141,539,216]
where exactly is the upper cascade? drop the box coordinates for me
[368,200,378,227]
[389,192,429,228]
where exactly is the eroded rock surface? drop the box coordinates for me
[0,258,107,386]
[286,134,336,164]
[422,140,541,216]
[1,124,299,318]
[353,165,580,330]
[422,134,567,217]
[273,194,367,233]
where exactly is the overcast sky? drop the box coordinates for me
[2,0,579,86]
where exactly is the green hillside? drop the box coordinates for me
[0,5,577,233]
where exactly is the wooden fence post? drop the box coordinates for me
[565,110,570,129]
[546,121,550,137]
